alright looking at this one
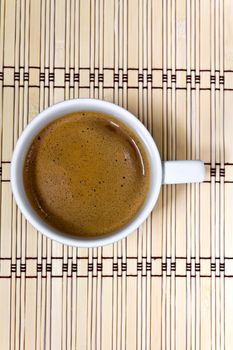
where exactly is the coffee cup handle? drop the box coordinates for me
[162,160,205,184]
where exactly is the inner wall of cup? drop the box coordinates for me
[12,100,160,243]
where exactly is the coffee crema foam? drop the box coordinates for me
[23,112,150,237]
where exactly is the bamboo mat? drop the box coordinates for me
[0,0,232,349]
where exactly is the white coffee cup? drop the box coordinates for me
[11,99,205,247]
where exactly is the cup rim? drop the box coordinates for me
[11,98,162,247]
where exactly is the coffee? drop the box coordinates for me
[23,112,150,237]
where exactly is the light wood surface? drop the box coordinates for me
[0,0,231,349]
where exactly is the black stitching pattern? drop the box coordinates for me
[37,263,42,272]
[65,73,70,82]
[186,75,191,83]
[162,74,167,83]
[11,264,16,273]
[114,73,119,82]
[24,72,29,81]
[211,263,216,271]
[40,72,45,81]
[122,263,127,272]
[97,263,102,272]
[220,168,225,177]
[0,257,231,277]
[46,263,52,272]
[220,263,225,272]
[138,73,143,83]
[211,168,216,176]
[62,263,68,272]
[195,75,200,83]
[219,75,224,84]
[210,75,216,84]
[171,74,176,83]
[49,73,54,81]
[122,73,128,83]
[72,263,77,272]
[20,263,26,272]
[98,73,104,82]
[113,263,118,271]
[171,262,176,271]
[88,263,93,272]
[14,72,20,81]
[137,262,142,271]
[147,74,152,83]
[74,73,79,82]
